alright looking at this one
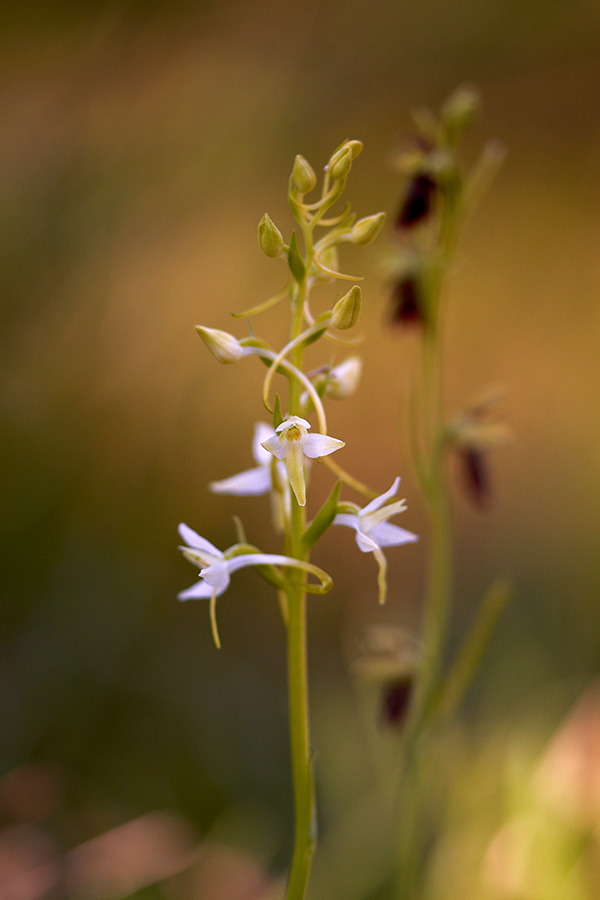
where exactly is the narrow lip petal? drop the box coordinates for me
[210,466,272,496]
[301,433,345,459]
[360,477,401,516]
[178,524,223,560]
[285,440,307,506]
[178,580,216,601]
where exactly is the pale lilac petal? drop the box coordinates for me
[178,524,223,560]
[301,433,345,459]
[253,423,276,465]
[200,562,231,594]
[368,522,419,548]
[333,512,360,532]
[210,467,272,496]
[177,580,216,601]
[360,478,401,517]
[355,530,380,553]
[262,435,286,459]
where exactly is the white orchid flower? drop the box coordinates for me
[209,423,291,531]
[178,523,332,647]
[261,416,345,507]
[334,477,418,604]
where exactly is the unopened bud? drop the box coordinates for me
[258,213,284,258]
[331,285,361,330]
[326,356,362,399]
[350,212,386,246]
[196,326,245,363]
[442,85,480,134]
[328,146,353,180]
[291,155,317,194]
[346,140,363,159]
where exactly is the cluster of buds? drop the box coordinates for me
[387,86,504,329]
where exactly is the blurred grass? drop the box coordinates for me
[1,0,599,896]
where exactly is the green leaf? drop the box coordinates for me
[302,480,341,550]
[437,578,512,718]
[288,231,306,282]
[302,325,328,348]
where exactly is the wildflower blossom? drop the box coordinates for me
[178,523,332,647]
[209,423,291,530]
[261,416,344,507]
[334,477,417,603]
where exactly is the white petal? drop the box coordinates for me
[368,521,418,548]
[262,435,286,459]
[253,423,276,465]
[177,580,216,601]
[210,466,272,496]
[178,524,223,560]
[200,562,231,594]
[301,433,345,459]
[355,530,380,553]
[276,416,310,433]
[333,512,360,532]
[360,478,401,517]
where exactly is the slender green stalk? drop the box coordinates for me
[285,227,315,900]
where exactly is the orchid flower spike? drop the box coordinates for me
[261,416,345,507]
[178,523,333,647]
[209,423,291,530]
[334,477,418,604]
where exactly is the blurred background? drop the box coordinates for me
[1,0,600,897]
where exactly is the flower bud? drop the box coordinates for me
[442,85,480,134]
[257,213,284,258]
[346,140,363,159]
[349,212,386,246]
[291,155,317,194]
[331,285,361,330]
[327,146,353,180]
[326,356,362,399]
[196,326,245,363]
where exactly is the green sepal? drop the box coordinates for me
[288,231,306,282]
[301,480,341,551]
[273,394,283,430]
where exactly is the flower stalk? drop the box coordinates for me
[177,140,417,900]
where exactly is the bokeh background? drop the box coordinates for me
[1,1,600,897]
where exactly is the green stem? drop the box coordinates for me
[285,223,316,900]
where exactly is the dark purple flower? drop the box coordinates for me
[390,274,426,327]
[396,173,437,228]
[380,675,413,728]
[460,447,490,509]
